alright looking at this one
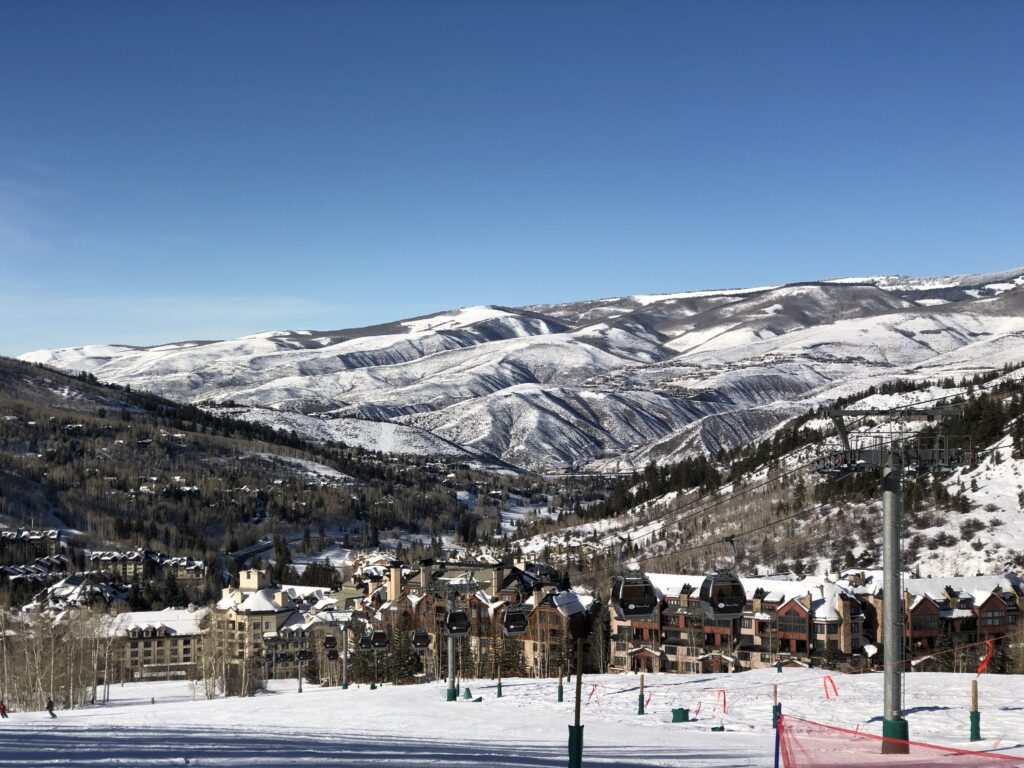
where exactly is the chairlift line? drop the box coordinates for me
[697,534,747,620]
[596,374,1021,560]
[592,417,973,582]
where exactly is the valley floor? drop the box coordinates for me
[1,669,1023,767]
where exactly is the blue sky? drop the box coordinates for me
[2,2,1023,355]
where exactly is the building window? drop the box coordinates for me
[980,610,1004,627]
[778,613,807,634]
[912,614,940,631]
[741,618,752,629]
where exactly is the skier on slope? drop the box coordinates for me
[46,697,56,718]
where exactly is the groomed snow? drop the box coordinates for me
[2,669,1023,766]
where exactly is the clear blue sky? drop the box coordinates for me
[2,2,1023,355]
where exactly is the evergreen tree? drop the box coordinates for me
[383,614,417,684]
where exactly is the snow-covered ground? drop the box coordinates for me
[290,543,356,574]
[3,669,1023,766]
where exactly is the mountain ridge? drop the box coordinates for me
[21,269,1024,471]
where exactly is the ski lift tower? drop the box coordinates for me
[813,406,972,753]
[421,560,487,702]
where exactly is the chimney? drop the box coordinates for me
[419,567,430,591]
[801,592,813,611]
[491,566,504,597]
[388,564,402,604]
[533,586,544,608]
[838,595,852,654]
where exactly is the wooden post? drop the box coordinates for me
[558,666,564,702]
[638,672,646,715]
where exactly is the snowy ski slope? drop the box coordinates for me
[2,669,1022,766]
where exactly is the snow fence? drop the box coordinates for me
[778,715,1024,767]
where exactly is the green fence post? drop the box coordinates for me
[568,725,584,768]
[970,680,981,742]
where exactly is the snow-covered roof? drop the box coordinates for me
[843,571,1023,605]
[101,607,208,638]
[627,646,662,657]
[472,590,507,618]
[33,573,125,612]
[280,585,333,603]
[645,573,861,622]
[0,528,60,542]
[217,588,295,613]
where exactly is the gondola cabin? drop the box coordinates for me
[370,630,390,650]
[357,635,372,651]
[411,629,431,651]
[501,607,528,637]
[612,575,660,621]
[698,573,746,620]
[323,635,338,649]
[326,648,340,661]
[296,649,314,662]
[444,608,470,637]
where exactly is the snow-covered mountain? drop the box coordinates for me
[21,269,1024,471]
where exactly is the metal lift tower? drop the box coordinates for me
[813,406,973,752]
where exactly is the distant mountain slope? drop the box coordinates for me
[21,269,1024,471]
[0,357,486,559]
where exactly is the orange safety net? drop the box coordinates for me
[778,715,1024,767]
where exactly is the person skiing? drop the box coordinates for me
[46,697,56,718]
[0,699,8,718]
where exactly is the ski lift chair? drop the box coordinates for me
[411,629,431,651]
[444,609,470,637]
[611,575,660,621]
[501,606,529,637]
